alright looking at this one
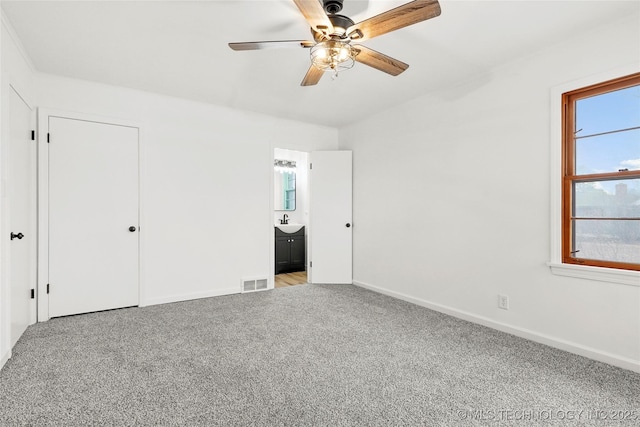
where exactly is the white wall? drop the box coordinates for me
[340,15,640,372]
[0,15,36,368]
[36,73,338,307]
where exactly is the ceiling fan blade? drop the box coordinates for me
[229,40,315,51]
[292,0,334,36]
[347,0,441,42]
[301,65,324,86]
[353,45,408,76]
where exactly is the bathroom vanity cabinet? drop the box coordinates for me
[275,226,305,274]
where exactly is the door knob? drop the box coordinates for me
[129,226,137,232]
[345,223,351,228]
[10,232,24,240]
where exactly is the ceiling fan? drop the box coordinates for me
[229,0,441,86]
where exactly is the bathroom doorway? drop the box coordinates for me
[273,148,309,288]
[274,272,307,288]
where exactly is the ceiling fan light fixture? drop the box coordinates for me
[229,0,442,86]
[310,40,356,72]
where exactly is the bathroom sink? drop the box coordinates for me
[276,224,304,233]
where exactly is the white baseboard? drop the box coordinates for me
[1,349,10,371]
[142,287,239,307]
[353,280,640,374]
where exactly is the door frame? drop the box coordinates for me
[270,145,311,288]
[37,109,146,321]
[270,147,353,286]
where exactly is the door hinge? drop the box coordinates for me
[31,130,35,141]
[47,133,50,143]
[310,163,312,170]
[310,261,312,267]
[47,284,50,294]
[30,289,35,299]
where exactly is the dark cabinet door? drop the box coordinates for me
[289,235,305,269]
[275,237,291,274]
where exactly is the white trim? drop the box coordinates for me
[548,262,639,287]
[143,287,239,307]
[548,63,640,284]
[269,145,275,290]
[0,349,10,371]
[29,98,37,324]
[36,110,48,321]
[37,108,145,320]
[8,82,33,110]
[0,22,4,378]
[0,27,5,371]
[137,126,148,307]
[353,280,640,373]
[38,108,141,131]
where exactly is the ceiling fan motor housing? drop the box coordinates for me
[323,0,344,15]
[312,14,355,41]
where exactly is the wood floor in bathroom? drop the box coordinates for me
[274,271,307,288]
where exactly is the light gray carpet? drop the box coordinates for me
[1,284,638,426]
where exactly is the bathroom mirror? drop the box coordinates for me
[274,163,296,211]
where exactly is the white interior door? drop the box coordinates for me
[48,117,139,317]
[309,151,352,284]
[8,88,35,346]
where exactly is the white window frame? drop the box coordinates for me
[548,64,640,287]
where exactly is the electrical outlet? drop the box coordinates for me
[498,294,509,310]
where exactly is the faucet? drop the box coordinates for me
[281,214,289,225]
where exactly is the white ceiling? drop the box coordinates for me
[2,0,638,128]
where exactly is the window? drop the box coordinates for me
[283,172,296,210]
[562,73,640,271]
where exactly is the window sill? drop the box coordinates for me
[548,262,640,287]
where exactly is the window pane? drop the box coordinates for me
[575,128,640,175]
[574,179,640,218]
[576,84,640,137]
[573,219,640,264]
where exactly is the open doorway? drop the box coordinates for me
[273,148,308,288]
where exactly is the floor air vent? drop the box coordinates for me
[242,277,268,293]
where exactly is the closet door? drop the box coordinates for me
[8,87,35,346]
[48,117,139,317]
[309,151,352,284]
